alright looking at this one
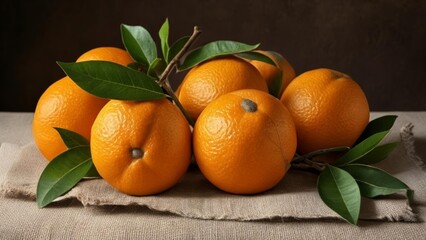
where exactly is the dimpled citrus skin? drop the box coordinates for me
[90,99,192,196]
[178,56,268,121]
[249,50,296,96]
[76,47,134,65]
[193,89,297,194]
[280,68,370,154]
[32,76,108,160]
[32,47,133,161]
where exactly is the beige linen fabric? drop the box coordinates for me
[1,119,423,222]
[1,112,426,239]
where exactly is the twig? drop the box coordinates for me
[155,26,201,126]
[162,81,195,126]
[158,26,202,86]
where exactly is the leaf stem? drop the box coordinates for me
[291,146,350,163]
[155,26,201,127]
[291,153,328,172]
[158,26,202,86]
[162,80,195,126]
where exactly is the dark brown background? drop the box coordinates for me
[1,0,425,111]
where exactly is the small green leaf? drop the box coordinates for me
[356,115,397,144]
[121,24,157,65]
[54,127,89,148]
[84,164,101,178]
[334,131,389,166]
[341,164,410,198]
[53,128,100,178]
[37,146,93,208]
[318,165,361,225]
[168,36,190,63]
[58,61,166,101]
[267,70,283,98]
[235,51,277,66]
[147,58,166,77]
[354,142,399,165]
[159,18,170,63]
[179,40,260,71]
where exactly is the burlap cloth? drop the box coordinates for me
[1,120,425,223]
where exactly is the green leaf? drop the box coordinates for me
[54,127,89,148]
[179,40,260,71]
[84,164,101,178]
[235,51,277,66]
[159,18,170,63]
[168,36,190,63]
[354,142,399,165]
[318,165,361,225]
[53,127,100,178]
[341,164,410,198]
[57,61,166,101]
[235,51,282,97]
[127,62,148,72]
[121,24,157,65]
[267,70,283,98]
[334,131,389,166]
[356,115,397,144]
[147,58,166,77]
[37,146,93,208]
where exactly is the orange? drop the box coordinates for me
[280,68,370,155]
[249,50,296,96]
[177,56,268,121]
[76,47,134,65]
[90,99,192,195]
[33,47,133,161]
[193,89,297,194]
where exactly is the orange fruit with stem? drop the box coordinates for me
[193,89,297,194]
[177,56,268,121]
[32,47,133,160]
[280,68,370,155]
[90,99,192,195]
[249,50,296,96]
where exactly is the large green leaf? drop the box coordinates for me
[37,146,93,208]
[168,36,190,63]
[121,24,157,65]
[334,131,389,166]
[179,40,260,70]
[356,115,397,144]
[57,61,166,101]
[341,164,410,198]
[354,142,399,165]
[318,165,361,225]
[159,18,170,62]
[54,127,89,148]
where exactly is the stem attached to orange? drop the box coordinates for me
[156,26,202,126]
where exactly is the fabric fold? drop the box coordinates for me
[1,122,424,222]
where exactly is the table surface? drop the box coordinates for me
[1,111,425,239]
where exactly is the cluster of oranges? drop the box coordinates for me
[33,47,369,196]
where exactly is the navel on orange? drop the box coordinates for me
[281,68,370,155]
[90,99,192,195]
[193,89,297,194]
[177,56,268,121]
